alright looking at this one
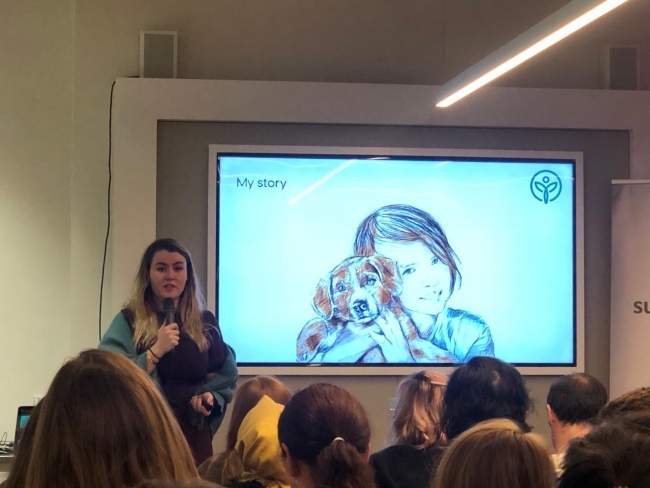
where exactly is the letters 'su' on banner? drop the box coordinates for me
[611,181,650,398]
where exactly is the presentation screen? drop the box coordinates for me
[207,145,584,375]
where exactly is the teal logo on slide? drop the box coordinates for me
[530,170,562,204]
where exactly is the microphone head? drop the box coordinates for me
[163,298,175,313]
[163,298,175,325]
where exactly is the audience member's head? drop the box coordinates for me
[391,370,447,448]
[278,383,373,488]
[546,373,607,453]
[20,349,198,488]
[547,373,607,425]
[441,356,531,440]
[4,401,42,488]
[225,376,291,450]
[199,376,291,488]
[432,418,555,488]
[559,412,650,488]
[597,386,650,423]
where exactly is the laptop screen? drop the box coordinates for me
[14,406,34,450]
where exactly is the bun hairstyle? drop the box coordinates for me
[278,383,374,488]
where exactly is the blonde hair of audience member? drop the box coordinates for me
[391,371,447,448]
[226,376,291,450]
[21,349,199,488]
[278,383,374,488]
[431,419,555,488]
[129,238,210,351]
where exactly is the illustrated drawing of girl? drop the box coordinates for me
[353,204,494,362]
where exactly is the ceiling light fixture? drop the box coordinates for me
[435,0,629,108]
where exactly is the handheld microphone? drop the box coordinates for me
[163,298,175,325]
[163,298,177,354]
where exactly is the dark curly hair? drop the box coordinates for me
[441,356,532,440]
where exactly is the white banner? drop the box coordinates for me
[610,181,650,398]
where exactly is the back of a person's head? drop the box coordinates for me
[226,376,291,450]
[547,373,608,425]
[200,394,289,488]
[432,418,555,488]
[24,349,197,488]
[392,370,447,448]
[277,383,373,488]
[597,387,650,423]
[442,357,531,440]
[559,412,650,488]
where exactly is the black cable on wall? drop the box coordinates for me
[98,80,116,341]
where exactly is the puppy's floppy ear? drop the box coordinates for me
[368,255,402,296]
[312,275,334,319]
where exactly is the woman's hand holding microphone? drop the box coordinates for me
[150,321,180,358]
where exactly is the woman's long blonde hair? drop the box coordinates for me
[128,238,210,351]
[391,370,447,449]
[22,349,199,488]
[432,418,555,488]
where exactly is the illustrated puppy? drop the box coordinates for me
[296,255,455,363]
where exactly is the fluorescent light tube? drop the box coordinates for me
[435,0,629,108]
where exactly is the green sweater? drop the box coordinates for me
[99,310,238,437]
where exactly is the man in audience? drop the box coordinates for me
[546,373,607,474]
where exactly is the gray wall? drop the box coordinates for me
[157,121,628,451]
